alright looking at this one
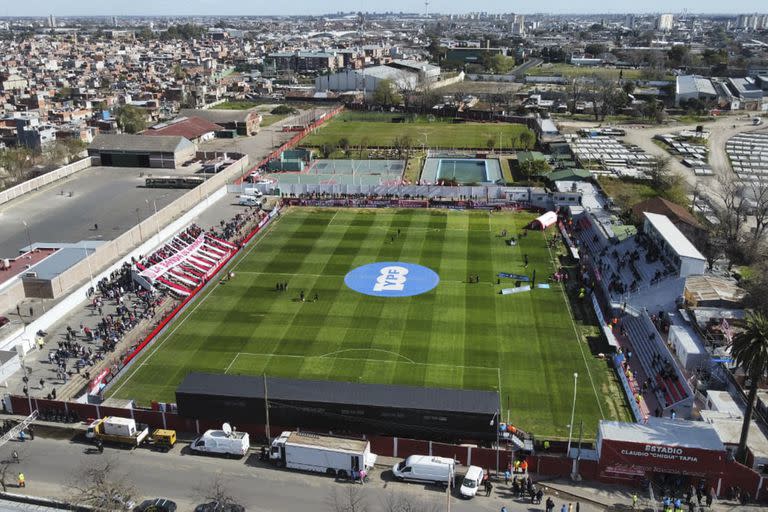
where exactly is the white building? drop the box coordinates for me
[315,61,440,95]
[675,75,717,106]
[643,212,706,278]
[657,14,674,31]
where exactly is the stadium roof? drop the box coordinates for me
[176,373,499,415]
[643,212,705,261]
[599,418,725,452]
[88,134,193,153]
[144,116,222,140]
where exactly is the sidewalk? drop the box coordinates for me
[539,478,761,512]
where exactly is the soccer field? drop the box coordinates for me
[302,116,533,149]
[108,208,630,438]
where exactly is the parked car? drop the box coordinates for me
[135,498,177,512]
[194,503,245,512]
[0,316,10,328]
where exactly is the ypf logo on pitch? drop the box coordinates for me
[373,266,409,292]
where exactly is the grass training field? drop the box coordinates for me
[108,208,630,438]
[303,113,533,150]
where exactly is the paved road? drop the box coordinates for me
[508,58,543,76]
[201,108,334,166]
[0,436,601,512]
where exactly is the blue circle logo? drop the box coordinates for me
[344,262,440,297]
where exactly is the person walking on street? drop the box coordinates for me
[17,472,24,488]
[568,503,573,512]
[504,468,510,485]
[485,479,493,497]
[632,493,638,509]
[561,504,567,512]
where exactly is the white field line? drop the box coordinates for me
[230,351,500,371]
[545,235,605,419]
[318,348,416,364]
[108,215,285,397]
[224,353,240,374]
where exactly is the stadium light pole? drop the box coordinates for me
[490,411,499,476]
[21,221,32,256]
[566,372,578,457]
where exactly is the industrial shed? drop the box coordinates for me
[176,373,499,442]
[88,134,195,169]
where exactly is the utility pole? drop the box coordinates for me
[263,373,271,441]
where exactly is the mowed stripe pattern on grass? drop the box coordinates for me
[108,208,624,438]
[302,120,531,149]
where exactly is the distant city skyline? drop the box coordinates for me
[0,1,766,17]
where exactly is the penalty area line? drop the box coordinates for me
[233,351,499,371]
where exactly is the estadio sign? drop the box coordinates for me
[599,439,726,476]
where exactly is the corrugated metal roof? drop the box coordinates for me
[22,244,102,280]
[179,108,257,124]
[144,116,222,139]
[89,133,193,153]
[599,418,725,451]
[176,373,499,415]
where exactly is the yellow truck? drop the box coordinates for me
[85,417,149,448]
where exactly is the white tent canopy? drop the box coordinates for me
[533,211,558,230]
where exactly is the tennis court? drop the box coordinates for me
[421,158,503,184]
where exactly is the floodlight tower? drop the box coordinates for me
[424,0,430,18]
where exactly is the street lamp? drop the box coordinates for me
[490,410,500,476]
[566,372,578,457]
[21,221,32,256]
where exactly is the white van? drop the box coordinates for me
[459,465,484,498]
[238,195,262,207]
[190,423,249,458]
[391,455,455,487]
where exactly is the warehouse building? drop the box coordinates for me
[675,75,717,107]
[142,116,222,144]
[88,134,196,168]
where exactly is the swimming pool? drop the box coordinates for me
[420,158,503,184]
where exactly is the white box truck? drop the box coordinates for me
[85,417,149,448]
[269,431,377,479]
[391,455,455,487]
[190,423,249,458]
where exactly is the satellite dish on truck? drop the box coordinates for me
[222,423,232,436]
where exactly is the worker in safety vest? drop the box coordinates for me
[17,472,25,487]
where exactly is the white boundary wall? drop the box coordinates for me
[0,157,92,206]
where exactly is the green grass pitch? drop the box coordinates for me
[108,208,630,439]
[302,114,532,150]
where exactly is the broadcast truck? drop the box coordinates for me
[269,431,377,479]
[85,416,150,448]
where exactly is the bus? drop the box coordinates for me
[145,176,205,189]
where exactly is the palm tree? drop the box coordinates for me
[731,312,768,464]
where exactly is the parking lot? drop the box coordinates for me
[0,166,188,258]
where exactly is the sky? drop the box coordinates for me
[0,1,766,17]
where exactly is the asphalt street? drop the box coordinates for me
[0,436,600,512]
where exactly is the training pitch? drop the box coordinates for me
[108,208,630,438]
[302,113,533,149]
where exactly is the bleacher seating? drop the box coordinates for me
[133,224,234,298]
[621,314,692,411]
